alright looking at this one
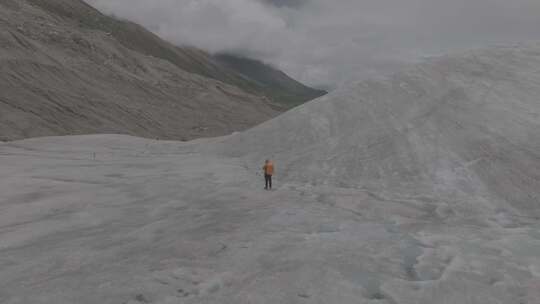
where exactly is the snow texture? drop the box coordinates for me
[1,44,540,303]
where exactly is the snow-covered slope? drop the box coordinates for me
[220,44,540,215]
[1,44,540,304]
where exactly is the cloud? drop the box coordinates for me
[85,0,540,89]
[263,0,308,8]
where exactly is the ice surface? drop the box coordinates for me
[1,44,540,303]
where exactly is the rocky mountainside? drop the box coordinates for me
[0,0,323,141]
[214,54,327,107]
[31,0,326,106]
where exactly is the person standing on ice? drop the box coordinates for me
[263,159,274,190]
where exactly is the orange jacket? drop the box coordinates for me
[263,162,274,175]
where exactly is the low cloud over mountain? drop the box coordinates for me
[86,0,540,88]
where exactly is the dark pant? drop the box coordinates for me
[265,174,272,189]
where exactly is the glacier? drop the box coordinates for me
[1,44,540,304]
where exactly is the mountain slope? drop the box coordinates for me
[0,0,321,141]
[25,0,255,87]
[214,54,327,107]
[28,0,325,108]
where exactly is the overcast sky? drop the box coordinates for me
[85,0,540,89]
